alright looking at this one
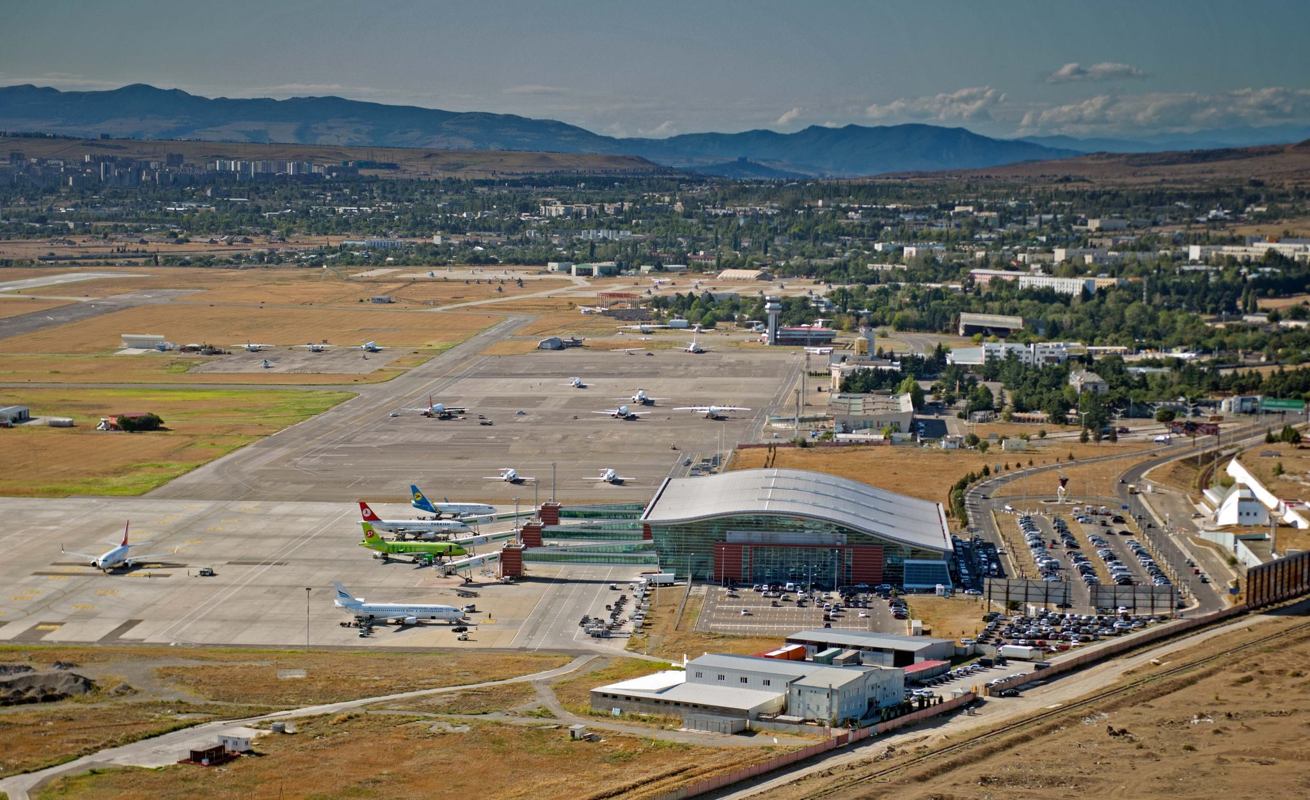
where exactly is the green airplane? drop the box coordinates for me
[359,523,468,559]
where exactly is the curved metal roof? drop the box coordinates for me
[641,468,951,553]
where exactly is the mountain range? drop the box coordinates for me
[0,83,1074,177]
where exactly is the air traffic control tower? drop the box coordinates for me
[765,296,782,345]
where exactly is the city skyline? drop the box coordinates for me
[2,0,1308,141]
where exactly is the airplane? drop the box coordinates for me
[399,394,466,420]
[593,404,649,421]
[358,502,470,538]
[685,328,706,354]
[359,523,468,559]
[583,468,636,485]
[621,389,660,406]
[61,521,170,573]
[261,359,274,369]
[234,342,274,352]
[483,468,534,484]
[300,343,333,352]
[564,376,587,389]
[410,485,496,519]
[673,404,752,421]
[360,341,385,353]
[333,582,464,626]
[619,323,672,334]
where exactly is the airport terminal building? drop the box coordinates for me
[641,468,953,589]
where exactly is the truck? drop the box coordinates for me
[642,572,677,586]
[997,644,1045,661]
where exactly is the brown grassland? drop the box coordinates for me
[0,387,351,495]
[35,714,781,800]
[627,587,784,663]
[0,645,570,778]
[993,440,1153,500]
[0,298,74,318]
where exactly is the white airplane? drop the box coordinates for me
[300,343,333,352]
[361,341,385,352]
[673,404,751,420]
[410,485,496,519]
[583,468,636,485]
[358,502,470,538]
[593,404,649,421]
[619,323,672,334]
[61,522,170,573]
[564,376,587,388]
[685,328,706,354]
[621,389,660,406]
[234,342,274,352]
[483,468,535,484]
[399,395,466,419]
[333,582,464,626]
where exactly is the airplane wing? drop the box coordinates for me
[60,546,99,561]
[718,406,751,411]
[672,406,710,412]
[127,553,173,564]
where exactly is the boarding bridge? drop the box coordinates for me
[438,551,501,576]
[449,529,519,548]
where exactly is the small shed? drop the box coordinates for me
[370,295,395,304]
[0,405,30,425]
[218,726,264,753]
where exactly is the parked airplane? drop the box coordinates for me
[360,341,385,352]
[483,468,534,484]
[359,502,470,538]
[564,376,587,388]
[673,404,751,420]
[61,522,169,573]
[399,395,466,419]
[300,343,333,352]
[234,342,274,352]
[593,404,649,421]
[584,468,636,485]
[621,389,660,406]
[359,523,468,558]
[410,485,496,519]
[685,328,706,354]
[333,582,464,626]
[619,323,672,334]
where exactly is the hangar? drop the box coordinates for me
[641,468,952,589]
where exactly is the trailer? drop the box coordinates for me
[997,644,1045,661]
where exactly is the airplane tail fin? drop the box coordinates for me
[121,521,130,547]
[410,485,435,512]
[332,582,354,603]
[360,522,381,541]
[358,501,381,522]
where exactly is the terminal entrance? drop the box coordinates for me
[712,539,884,589]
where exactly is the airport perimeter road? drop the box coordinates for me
[149,315,528,501]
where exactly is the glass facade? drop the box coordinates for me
[649,513,948,589]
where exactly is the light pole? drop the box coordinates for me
[304,587,311,650]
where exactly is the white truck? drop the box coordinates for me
[998,644,1045,661]
[642,572,677,586]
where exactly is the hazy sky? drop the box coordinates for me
[3,0,1308,139]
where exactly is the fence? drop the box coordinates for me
[1247,550,1310,608]
[652,692,976,800]
[985,578,1072,609]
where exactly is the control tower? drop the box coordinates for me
[765,296,782,345]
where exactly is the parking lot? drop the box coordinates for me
[696,585,902,636]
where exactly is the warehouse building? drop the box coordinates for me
[641,468,952,589]
[784,630,956,668]
[829,392,915,434]
[957,312,1024,337]
[0,405,30,425]
[590,652,904,729]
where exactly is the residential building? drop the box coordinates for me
[1068,369,1108,395]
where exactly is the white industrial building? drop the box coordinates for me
[1206,485,1270,527]
[829,392,915,434]
[591,652,904,728]
[946,341,1070,367]
[120,333,169,350]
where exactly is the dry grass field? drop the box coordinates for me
[768,612,1310,800]
[0,387,351,495]
[35,714,780,800]
[1240,441,1310,503]
[899,594,990,641]
[730,443,1066,506]
[0,297,73,318]
[0,644,570,778]
[993,440,1154,500]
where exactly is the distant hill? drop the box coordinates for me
[688,157,807,180]
[0,83,1075,177]
[1021,125,1310,154]
[878,140,1310,187]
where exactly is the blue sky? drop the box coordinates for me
[3,0,1308,139]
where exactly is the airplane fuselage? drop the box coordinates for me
[337,600,463,624]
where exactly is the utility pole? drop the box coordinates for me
[304,587,311,650]
[551,462,557,503]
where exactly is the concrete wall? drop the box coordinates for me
[1227,458,1310,529]
[1199,529,1266,569]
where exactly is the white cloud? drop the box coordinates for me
[1018,86,1310,135]
[1046,62,1146,83]
[502,84,571,96]
[775,107,802,126]
[642,120,679,137]
[865,87,1005,124]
